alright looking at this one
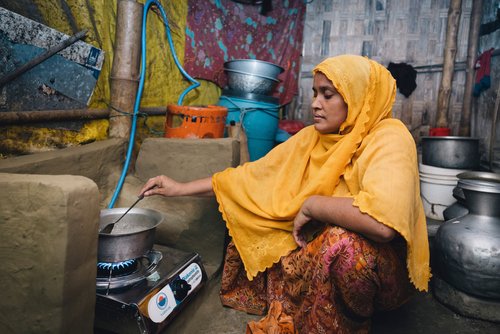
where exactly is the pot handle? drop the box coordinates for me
[453,186,466,202]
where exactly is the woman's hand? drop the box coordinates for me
[293,208,311,248]
[293,213,309,247]
[139,175,183,198]
[138,175,215,198]
[293,195,397,246]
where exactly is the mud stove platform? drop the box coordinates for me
[94,244,207,334]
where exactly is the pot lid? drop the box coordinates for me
[421,136,480,141]
[457,171,500,182]
[458,178,500,193]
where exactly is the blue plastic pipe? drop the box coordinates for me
[108,0,200,208]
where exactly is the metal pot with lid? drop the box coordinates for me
[434,171,500,299]
[421,136,479,170]
[456,172,500,216]
[443,171,500,220]
[98,207,164,263]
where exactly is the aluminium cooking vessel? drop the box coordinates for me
[443,171,500,220]
[421,136,479,170]
[434,172,500,299]
[98,207,164,263]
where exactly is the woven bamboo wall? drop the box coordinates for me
[297,0,473,140]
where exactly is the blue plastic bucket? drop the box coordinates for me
[218,93,280,161]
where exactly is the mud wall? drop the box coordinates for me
[0,173,99,333]
[113,137,240,278]
[0,135,240,334]
[0,138,126,207]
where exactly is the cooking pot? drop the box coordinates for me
[98,207,164,262]
[434,172,500,299]
[421,136,479,170]
[443,171,500,221]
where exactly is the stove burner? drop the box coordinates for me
[96,250,162,291]
[97,259,138,277]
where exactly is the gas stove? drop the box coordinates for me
[94,244,207,334]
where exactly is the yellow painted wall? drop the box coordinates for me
[1,0,221,156]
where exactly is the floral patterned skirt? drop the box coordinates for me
[220,226,414,334]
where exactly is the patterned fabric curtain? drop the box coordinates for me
[184,0,306,105]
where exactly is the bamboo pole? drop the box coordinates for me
[436,0,462,129]
[108,0,143,139]
[460,0,483,136]
[0,109,107,125]
[0,108,166,125]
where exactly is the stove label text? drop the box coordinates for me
[147,262,203,323]
[179,262,203,291]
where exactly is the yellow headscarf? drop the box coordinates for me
[213,55,430,291]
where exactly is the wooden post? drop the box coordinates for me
[228,122,250,164]
[108,0,143,139]
[488,83,500,170]
[460,0,483,136]
[436,0,462,129]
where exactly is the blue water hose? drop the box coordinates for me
[108,0,200,208]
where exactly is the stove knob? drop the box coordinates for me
[171,278,191,302]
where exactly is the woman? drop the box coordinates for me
[140,55,430,333]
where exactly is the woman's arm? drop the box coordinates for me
[293,195,396,247]
[139,175,214,198]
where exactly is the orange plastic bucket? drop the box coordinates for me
[164,105,228,139]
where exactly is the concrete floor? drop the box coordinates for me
[163,270,500,334]
[371,285,500,334]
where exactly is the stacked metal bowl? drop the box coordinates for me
[224,59,284,95]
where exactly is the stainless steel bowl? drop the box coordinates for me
[225,68,280,95]
[224,59,284,78]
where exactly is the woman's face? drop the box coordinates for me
[311,72,348,134]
